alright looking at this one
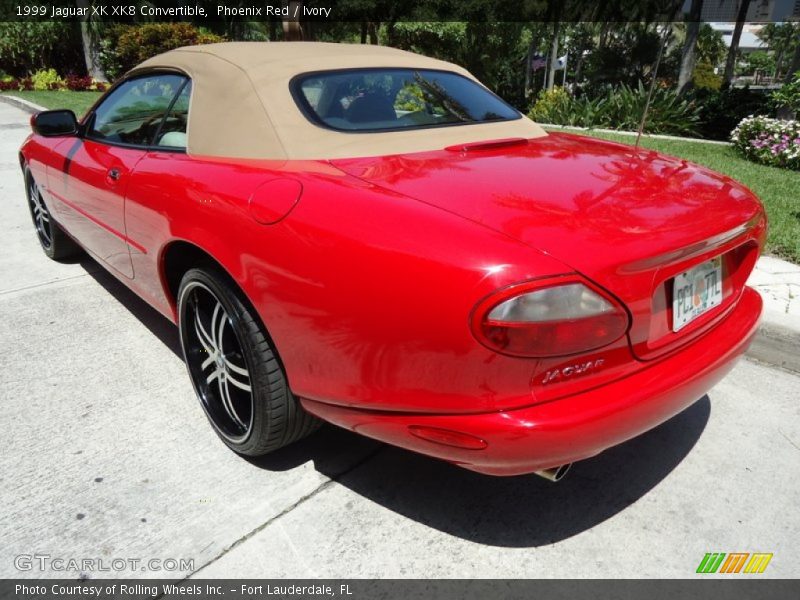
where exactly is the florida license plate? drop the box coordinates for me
[672,257,723,332]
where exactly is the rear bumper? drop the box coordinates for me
[302,287,762,476]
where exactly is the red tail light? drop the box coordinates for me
[471,276,629,358]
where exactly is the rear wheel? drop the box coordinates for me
[177,267,320,455]
[25,168,81,261]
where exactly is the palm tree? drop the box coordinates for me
[75,0,105,80]
[759,22,800,80]
[696,24,727,66]
[545,1,562,91]
[677,0,704,94]
[723,0,752,86]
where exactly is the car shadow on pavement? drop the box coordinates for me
[255,395,711,548]
[79,258,711,548]
[80,258,183,358]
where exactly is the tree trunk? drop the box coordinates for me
[368,22,378,45]
[575,55,584,83]
[546,20,560,90]
[677,0,703,94]
[598,22,610,52]
[524,39,533,98]
[282,1,304,41]
[360,21,367,44]
[76,0,105,80]
[724,0,751,86]
[774,49,784,80]
[785,43,800,83]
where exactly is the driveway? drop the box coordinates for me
[1,101,798,579]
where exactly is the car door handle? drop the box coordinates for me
[107,168,121,181]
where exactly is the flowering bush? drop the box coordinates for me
[0,73,108,92]
[64,74,93,91]
[63,75,108,92]
[731,116,800,170]
[30,68,63,91]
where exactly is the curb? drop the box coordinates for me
[748,256,800,373]
[749,321,800,374]
[1,93,796,372]
[0,94,47,114]
[541,124,732,146]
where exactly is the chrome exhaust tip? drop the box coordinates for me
[534,463,572,482]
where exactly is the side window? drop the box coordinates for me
[87,74,186,147]
[154,81,191,149]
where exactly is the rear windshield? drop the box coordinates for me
[292,68,520,132]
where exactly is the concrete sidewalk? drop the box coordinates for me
[750,256,800,327]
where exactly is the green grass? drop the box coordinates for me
[546,127,800,264]
[1,90,102,118]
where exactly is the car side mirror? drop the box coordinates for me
[31,110,78,137]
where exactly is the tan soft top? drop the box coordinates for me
[132,42,546,160]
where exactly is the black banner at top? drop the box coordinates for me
[0,0,796,23]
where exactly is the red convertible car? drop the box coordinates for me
[20,42,765,479]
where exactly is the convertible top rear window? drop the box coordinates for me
[292,68,520,132]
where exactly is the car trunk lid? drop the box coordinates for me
[332,132,766,359]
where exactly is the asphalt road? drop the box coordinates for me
[1,101,798,579]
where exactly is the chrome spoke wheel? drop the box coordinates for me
[180,282,254,442]
[27,179,53,248]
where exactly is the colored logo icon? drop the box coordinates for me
[697,553,773,574]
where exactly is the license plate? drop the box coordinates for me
[672,257,723,332]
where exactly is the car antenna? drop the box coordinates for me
[636,21,674,148]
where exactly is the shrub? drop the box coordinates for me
[30,68,64,91]
[529,87,576,124]
[692,62,722,91]
[692,87,768,141]
[731,116,800,170]
[530,88,608,128]
[64,74,94,91]
[0,22,83,78]
[602,82,701,136]
[0,77,34,91]
[528,82,701,136]
[770,73,800,114]
[0,73,108,93]
[100,23,224,79]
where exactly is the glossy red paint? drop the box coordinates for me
[21,124,766,476]
[304,287,762,476]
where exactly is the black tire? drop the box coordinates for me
[177,266,320,456]
[24,167,81,261]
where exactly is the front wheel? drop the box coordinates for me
[24,168,81,261]
[177,267,320,455]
